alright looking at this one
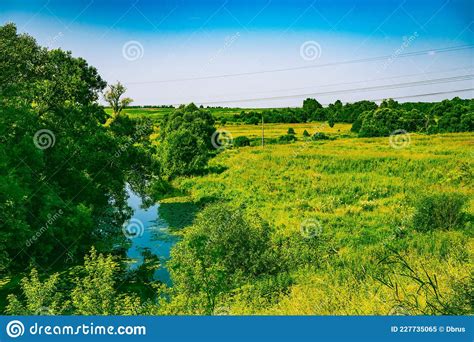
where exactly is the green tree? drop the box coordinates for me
[104,82,133,125]
[0,23,153,271]
[159,104,216,178]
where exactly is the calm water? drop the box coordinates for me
[124,186,178,285]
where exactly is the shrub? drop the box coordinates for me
[287,127,296,135]
[168,204,276,313]
[278,134,297,143]
[233,136,251,147]
[412,193,469,232]
[303,129,310,137]
[311,132,330,140]
[159,104,216,178]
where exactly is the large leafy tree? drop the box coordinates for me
[0,23,150,272]
[159,103,216,178]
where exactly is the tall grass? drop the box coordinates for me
[164,131,473,314]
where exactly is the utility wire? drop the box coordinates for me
[170,74,474,105]
[124,45,474,84]
[201,66,474,99]
[369,88,474,103]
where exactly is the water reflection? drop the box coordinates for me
[124,186,178,286]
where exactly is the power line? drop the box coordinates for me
[369,88,474,103]
[124,45,474,85]
[200,66,474,99]
[173,74,474,105]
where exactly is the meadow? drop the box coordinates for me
[219,122,352,138]
[2,19,472,319]
[105,106,265,121]
[163,129,473,314]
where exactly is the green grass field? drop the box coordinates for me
[163,130,473,314]
[106,107,266,121]
[219,122,353,138]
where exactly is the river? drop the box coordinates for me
[123,186,178,286]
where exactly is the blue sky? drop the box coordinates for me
[1,0,473,107]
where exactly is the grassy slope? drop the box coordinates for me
[168,130,473,314]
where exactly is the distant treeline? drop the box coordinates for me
[124,105,175,108]
[222,97,474,136]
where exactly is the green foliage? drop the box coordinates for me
[168,204,278,313]
[278,134,297,143]
[6,269,65,315]
[311,132,330,140]
[430,97,474,133]
[358,108,402,137]
[412,193,469,232]
[104,82,133,119]
[303,129,310,137]
[287,127,296,135]
[170,132,472,315]
[6,248,143,315]
[233,135,251,147]
[0,23,156,272]
[355,98,473,136]
[377,249,473,315]
[159,103,216,178]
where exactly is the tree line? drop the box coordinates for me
[223,97,474,136]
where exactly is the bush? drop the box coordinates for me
[303,129,310,137]
[287,127,296,135]
[278,134,297,143]
[159,104,216,178]
[311,132,330,140]
[233,136,251,147]
[168,204,276,313]
[412,193,469,232]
